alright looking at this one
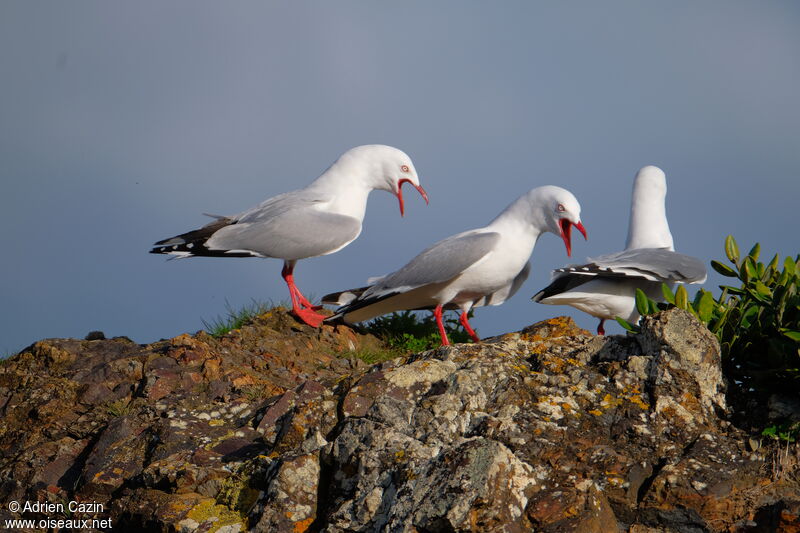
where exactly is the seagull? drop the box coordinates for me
[322,186,586,345]
[150,144,429,328]
[532,165,707,335]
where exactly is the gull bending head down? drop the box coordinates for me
[533,165,707,334]
[150,144,429,327]
[323,186,587,345]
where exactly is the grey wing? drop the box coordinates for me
[506,261,532,299]
[205,192,361,260]
[363,232,501,298]
[481,261,531,307]
[234,189,315,223]
[556,248,707,283]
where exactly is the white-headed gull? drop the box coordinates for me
[150,144,429,327]
[532,166,706,334]
[322,186,586,345]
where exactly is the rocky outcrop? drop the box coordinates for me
[0,308,798,532]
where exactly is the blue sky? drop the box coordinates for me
[2,2,799,355]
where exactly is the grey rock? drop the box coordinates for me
[1,308,798,532]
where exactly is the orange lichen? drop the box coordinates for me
[680,391,702,412]
[625,394,650,410]
[528,343,548,355]
[293,517,314,533]
[601,394,623,409]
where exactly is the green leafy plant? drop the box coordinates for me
[615,283,714,332]
[762,421,800,443]
[365,310,474,352]
[617,236,800,393]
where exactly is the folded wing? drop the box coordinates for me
[554,247,707,284]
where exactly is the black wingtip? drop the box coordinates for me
[149,245,176,255]
[320,291,345,305]
[320,286,371,306]
[150,217,238,256]
[322,313,346,325]
[533,273,594,301]
[149,242,193,255]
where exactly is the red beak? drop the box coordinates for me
[397,178,429,216]
[559,219,587,257]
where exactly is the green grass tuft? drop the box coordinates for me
[202,299,278,337]
[344,347,406,365]
[364,310,474,352]
[106,398,132,417]
[332,311,475,365]
[239,384,274,401]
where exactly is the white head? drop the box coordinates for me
[533,186,587,257]
[496,185,587,257]
[625,165,674,250]
[335,145,429,216]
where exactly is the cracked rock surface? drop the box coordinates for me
[0,308,798,532]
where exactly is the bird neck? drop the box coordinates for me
[487,199,544,249]
[305,156,387,221]
[311,180,372,221]
[625,188,674,250]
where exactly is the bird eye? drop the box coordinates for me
[401,165,410,173]
[557,204,566,212]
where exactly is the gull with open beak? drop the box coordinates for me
[533,165,706,334]
[151,144,428,327]
[323,185,586,345]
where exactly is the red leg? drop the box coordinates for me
[295,287,323,311]
[433,305,450,346]
[597,319,605,336]
[281,262,325,327]
[459,311,481,343]
[281,263,322,310]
